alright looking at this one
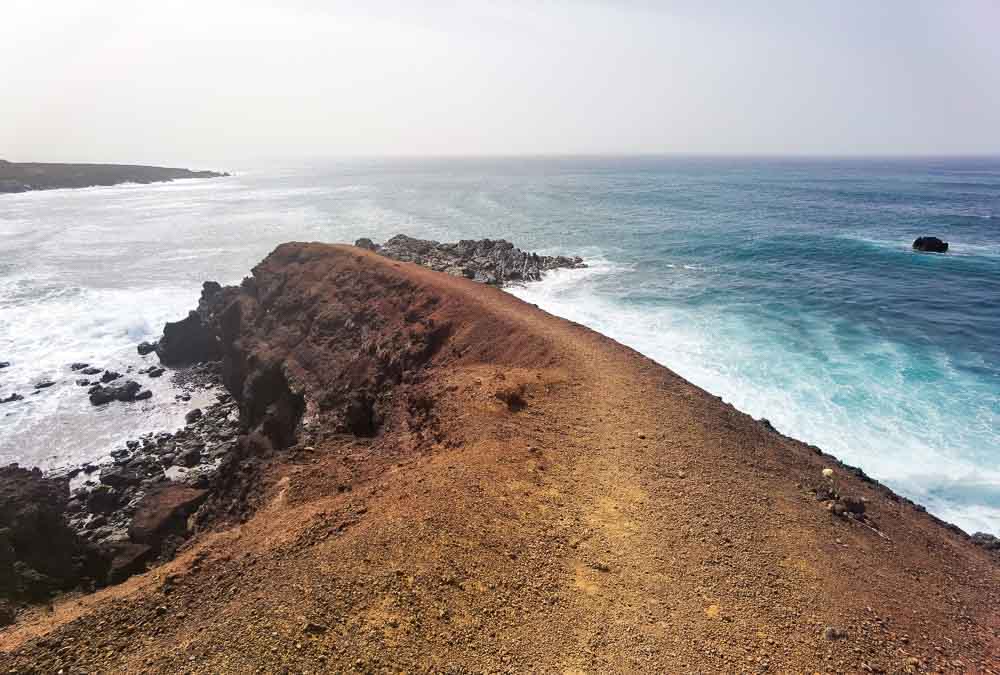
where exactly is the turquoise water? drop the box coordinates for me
[0,157,997,534]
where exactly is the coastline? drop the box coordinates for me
[0,160,229,194]
[1,242,997,672]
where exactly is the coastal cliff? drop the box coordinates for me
[0,160,228,193]
[1,243,997,672]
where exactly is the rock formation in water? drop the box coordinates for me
[913,236,949,253]
[356,233,586,285]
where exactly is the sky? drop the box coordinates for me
[1,0,998,163]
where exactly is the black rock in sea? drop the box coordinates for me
[913,236,948,253]
[88,380,142,405]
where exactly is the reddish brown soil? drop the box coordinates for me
[1,244,997,674]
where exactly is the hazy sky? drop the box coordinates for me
[2,0,998,163]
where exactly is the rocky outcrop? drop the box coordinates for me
[154,282,237,365]
[155,312,221,365]
[0,465,108,605]
[913,236,949,253]
[356,234,586,285]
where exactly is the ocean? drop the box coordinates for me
[1,157,997,535]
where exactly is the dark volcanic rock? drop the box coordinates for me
[971,532,999,551]
[185,408,203,424]
[154,281,237,367]
[0,464,108,603]
[0,362,10,369]
[34,380,56,389]
[89,380,142,405]
[99,466,144,489]
[81,367,102,375]
[134,389,153,400]
[70,362,90,371]
[177,444,203,467]
[85,486,120,514]
[0,393,23,404]
[913,236,949,253]
[156,311,222,366]
[137,341,159,356]
[100,370,122,383]
[355,234,586,286]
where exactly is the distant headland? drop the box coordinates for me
[0,159,228,193]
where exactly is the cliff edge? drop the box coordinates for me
[1,243,996,673]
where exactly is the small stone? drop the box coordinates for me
[100,370,123,383]
[135,390,153,401]
[70,362,90,371]
[34,380,56,389]
[185,408,203,424]
[303,621,328,634]
[822,626,847,641]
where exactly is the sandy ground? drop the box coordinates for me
[1,245,997,673]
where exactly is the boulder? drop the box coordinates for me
[185,408,203,424]
[354,237,379,251]
[913,236,948,253]
[107,543,153,584]
[971,532,999,551]
[100,370,122,383]
[88,380,142,405]
[69,362,89,371]
[85,486,120,514]
[99,466,144,489]
[0,393,23,404]
[0,362,10,369]
[128,485,207,549]
[155,311,221,366]
[177,445,203,467]
[137,341,158,356]
[34,380,56,389]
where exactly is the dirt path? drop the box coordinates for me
[2,244,996,673]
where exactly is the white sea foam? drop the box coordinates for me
[510,260,1000,536]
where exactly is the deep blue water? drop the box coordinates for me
[1,157,997,534]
